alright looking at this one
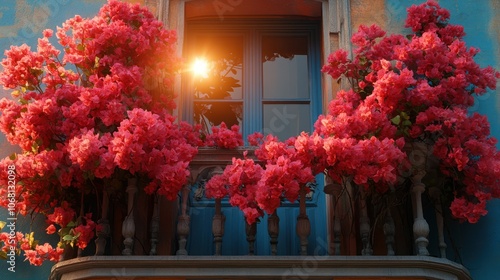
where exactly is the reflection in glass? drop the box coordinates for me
[194,102,243,133]
[263,104,310,140]
[262,36,309,99]
[262,36,311,140]
[191,35,243,131]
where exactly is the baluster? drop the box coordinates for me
[122,178,137,255]
[329,181,342,255]
[77,193,84,257]
[296,185,310,255]
[149,194,160,255]
[383,209,395,256]
[212,198,225,255]
[268,212,280,256]
[176,185,191,255]
[246,222,257,255]
[359,189,373,256]
[411,170,430,256]
[430,188,446,258]
[408,142,430,256]
[323,179,342,256]
[333,213,341,255]
[95,190,110,255]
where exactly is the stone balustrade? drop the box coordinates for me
[52,147,471,280]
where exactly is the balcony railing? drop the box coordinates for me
[49,148,472,280]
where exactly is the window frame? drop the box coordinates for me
[182,19,322,140]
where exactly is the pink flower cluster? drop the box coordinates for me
[205,155,264,224]
[206,120,406,224]
[415,107,500,222]
[46,201,76,228]
[321,0,500,222]
[204,122,244,149]
[23,243,64,266]
[71,214,96,249]
[0,230,64,266]
[112,108,198,200]
[206,133,317,224]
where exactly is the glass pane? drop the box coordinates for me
[192,35,243,100]
[262,36,309,99]
[194,101,242,131]
[263,104,310,140]
[189,34,243,133]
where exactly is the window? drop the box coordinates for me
[183,19,327,256]
[183,20,321,140]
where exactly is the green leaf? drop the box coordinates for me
[11,90,20,98]
[62,234,75,241]
[9,153,16,161]
[0,251,7,260]
[19,98,28,105]
[26,232,35,247]
[402,120,412,126]
[0,221,6,230]
[66,221,77,228]
[391,115,401,125]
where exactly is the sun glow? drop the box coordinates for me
[191,58,209,78]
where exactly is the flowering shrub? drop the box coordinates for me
[321,0,500,223]
[206,134,315,224]
[0,0,199,265]
[205,0,499,225]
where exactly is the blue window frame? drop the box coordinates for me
[183,20,322,140]
[183,20,327,256]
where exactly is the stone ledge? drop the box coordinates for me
[50,255,472,280]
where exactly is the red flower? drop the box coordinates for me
[45,224,56,235]
[47,202,75,228]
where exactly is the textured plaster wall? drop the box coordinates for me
[350,0,387,31]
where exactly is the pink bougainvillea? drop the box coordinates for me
[204,122,244,149]
[0,0,199,265]
[321,0,500,223]
[205,0,499,225]
[206,155,264,224]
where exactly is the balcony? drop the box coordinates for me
[49,148,472,280]
[50,255,471,280]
